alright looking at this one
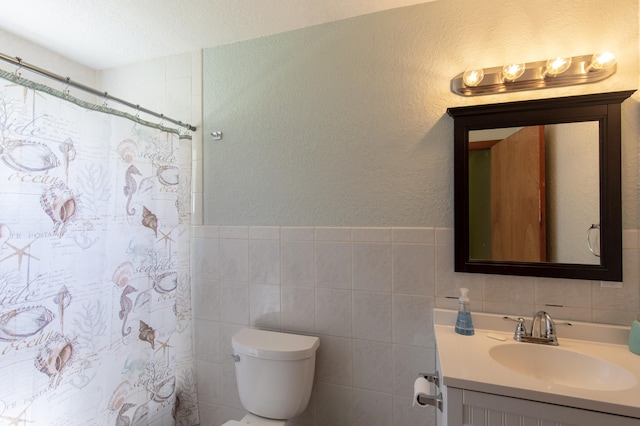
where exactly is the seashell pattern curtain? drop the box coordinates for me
[0,69,198,425]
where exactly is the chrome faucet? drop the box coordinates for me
[504,311,559,346]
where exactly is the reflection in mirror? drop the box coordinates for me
[468,123,600,265]
[448,91,635,281]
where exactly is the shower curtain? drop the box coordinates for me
[0,69,198,425]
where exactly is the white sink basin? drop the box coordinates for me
[489,343,637,391]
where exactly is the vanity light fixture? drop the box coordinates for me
[451,53,617,96]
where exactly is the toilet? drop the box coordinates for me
[222,328,320,425]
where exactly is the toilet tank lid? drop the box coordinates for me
[232,328,320,360]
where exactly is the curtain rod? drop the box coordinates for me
[0,52,197,132]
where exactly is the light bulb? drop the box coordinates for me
[462,69,484,87]
[589,52,616,70]
[502,63,526,81]
[544,57,572,76]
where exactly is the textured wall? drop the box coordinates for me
[203,0,639,227]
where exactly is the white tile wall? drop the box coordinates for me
[193,225,640,426]
[0,28,97,102]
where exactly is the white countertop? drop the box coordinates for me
[434,308,640,419]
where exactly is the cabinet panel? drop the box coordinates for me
[443,387,639,426]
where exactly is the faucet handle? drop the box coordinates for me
[515,319,527,338]
[503,316,527,339]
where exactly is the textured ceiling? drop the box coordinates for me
[0,0,435,70]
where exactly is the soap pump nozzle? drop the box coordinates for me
[458,287,470,311]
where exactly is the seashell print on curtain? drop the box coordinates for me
[0,69,198,425]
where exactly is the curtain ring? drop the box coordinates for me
[15,56,22,78]
[63,77,71,97]
[586,224,600,257]
[102,92,109,107]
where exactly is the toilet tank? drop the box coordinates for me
[232,329,320,420]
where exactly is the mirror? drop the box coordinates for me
[468,122,600,265]
[447,91,635,281]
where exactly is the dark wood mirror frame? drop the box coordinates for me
[447,90,635,281]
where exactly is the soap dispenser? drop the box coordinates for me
[454,287,474,336]
[628,314,640,355]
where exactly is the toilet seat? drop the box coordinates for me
[221,413,287,426]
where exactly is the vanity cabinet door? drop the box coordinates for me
[444,387,638,426]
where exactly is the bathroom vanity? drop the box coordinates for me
[431,309,640,425]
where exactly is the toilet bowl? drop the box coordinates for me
[220,328,320,426]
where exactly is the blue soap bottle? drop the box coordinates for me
[454,287,474,336]
[628,314,640,355]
